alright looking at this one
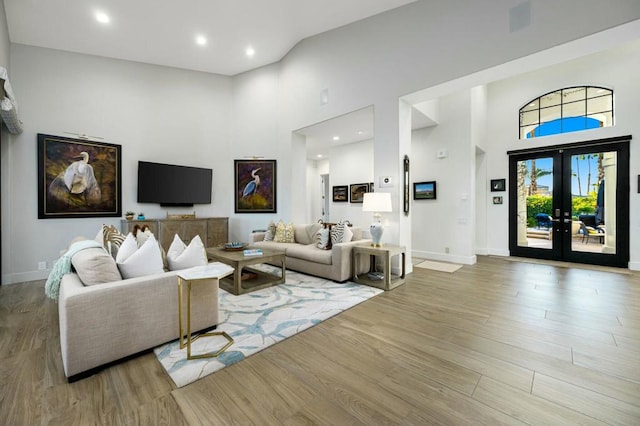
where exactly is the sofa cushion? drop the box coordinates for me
[71,247,122,286]
[95,224,126,259]
[294,223,322,245]
[116,233,164,279]
[274,222,295,243]
[166,234,207,271]
[286,244,332,265]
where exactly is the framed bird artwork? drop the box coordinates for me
[234,159,277,213]
[37,133,122,219]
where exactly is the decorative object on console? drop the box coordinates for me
[413,181,436,200]
[137,212,145,220]
[349,183,369,203]
[166,211,196,219]
[125,211,135,220]
[332,185,348,202]
[362,192,392,247]
[490,178,506,192]
[37,133,122,219]
[234,159,277,213]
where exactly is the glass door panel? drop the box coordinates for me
[567,151,615,255]
[515,157,554,251]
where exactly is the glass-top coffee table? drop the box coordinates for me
[205,246,286,295]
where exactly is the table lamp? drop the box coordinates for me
[362,192,392,247]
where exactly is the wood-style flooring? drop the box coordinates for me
[1,256,639,425]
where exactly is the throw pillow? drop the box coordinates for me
[330,222,353,246]
[316,227,330,250]
[71,247,122,286]
[263,221,277,241]
[96,224,126,259]
[115,233,164,279]
[274,222,295,243]
[166,234,207,271]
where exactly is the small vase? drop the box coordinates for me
[125,215,134,221]
[137,215,145,220]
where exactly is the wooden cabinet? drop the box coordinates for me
[121,217,228,250]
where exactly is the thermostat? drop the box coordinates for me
[380,176,393,187]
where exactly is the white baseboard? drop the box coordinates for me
[2,270,49,285]
[412,250,476,265]
[628,261,640,271]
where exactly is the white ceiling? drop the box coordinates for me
[3,0,416,76]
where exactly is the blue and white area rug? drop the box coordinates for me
[154,268,383,388]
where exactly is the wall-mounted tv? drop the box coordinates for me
[137,161,212,207]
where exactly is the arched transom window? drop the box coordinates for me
[519,86,613,139]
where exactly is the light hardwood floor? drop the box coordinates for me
[1,256,639,425]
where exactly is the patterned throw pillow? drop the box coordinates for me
[101,224,126,259]
[316,227,330,250]
[263,221,277,241]
[273,222,295,243]
[330,222,353,246]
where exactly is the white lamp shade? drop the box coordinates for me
[362,192,392,212]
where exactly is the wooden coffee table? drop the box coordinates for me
[205,246,286,295]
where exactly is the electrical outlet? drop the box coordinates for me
[445,247,450,254]
[38,261,47,270]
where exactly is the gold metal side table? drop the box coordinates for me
[352,243,406,290]
[177,263,235,360]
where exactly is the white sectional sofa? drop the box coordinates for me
[58,270,219,381]
[251,224,370,282]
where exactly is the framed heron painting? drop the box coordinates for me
[37,133,122,219]
[234,159,277,213]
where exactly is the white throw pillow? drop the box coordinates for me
[116,233,164,279]
[166,234,207,271]
[71,247,122,286]
[330,222,353,245]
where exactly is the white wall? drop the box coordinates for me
[411,91,476,264]
[1,2,11,279]
[485,39,640,267]
[3,44,232,283]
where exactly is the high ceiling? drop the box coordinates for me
[3,0,416,76]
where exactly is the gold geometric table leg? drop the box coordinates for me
[177,276,234,359]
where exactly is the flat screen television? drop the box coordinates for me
[137,161,212,207]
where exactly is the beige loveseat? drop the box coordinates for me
[251,224,370,282]
[59,270,220,381]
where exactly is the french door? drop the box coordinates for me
[508,136,630,268]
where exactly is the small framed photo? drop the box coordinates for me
[349,183,369,203]
[413,181,436,200]
[490,178,506,192]
[332,185,348,202]
[493,196,503,204]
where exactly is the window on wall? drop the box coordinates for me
[519,86,613,139]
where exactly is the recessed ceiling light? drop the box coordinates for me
[195,35,207,46]
[95,12,110,24]
[332,136,340,141]
[246,47,255,57]
[317,154,323,158]
[357,130,364,135]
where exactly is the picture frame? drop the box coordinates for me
[332,185,348,202]
[234,159,277,213]
[37,133,121,219]
[349,183,369,203]
[491,178,506,192]
[413,181,436,200]
[493,196,503,205]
